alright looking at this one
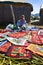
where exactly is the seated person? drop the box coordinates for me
[17,15,28,30]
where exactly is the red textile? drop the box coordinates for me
[0,29,11,33]
[7,45,31,59]
[0,42,11,53]
[8,31,28,38]
[31,31,43,44]
[24,40,30,46]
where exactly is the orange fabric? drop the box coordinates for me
[27,44,43,56]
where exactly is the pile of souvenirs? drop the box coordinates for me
[0,24,43,59]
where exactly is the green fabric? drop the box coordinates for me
[0,38,6,42]
[10,24,17,29]
[13,25,17,28]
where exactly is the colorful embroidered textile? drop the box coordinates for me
[0,29,11,33]
[7,45,31,59]
[31,31,43,44]
[0,38,6,42]
[0,40,7,46]
[8,31,28,38]
[27,44,43,56]
[7,37,28,46]
[0,42,11,53]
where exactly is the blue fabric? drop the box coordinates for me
[17,19,27,27]
[0,40,7,46]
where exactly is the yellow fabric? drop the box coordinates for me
[27,44,43,56]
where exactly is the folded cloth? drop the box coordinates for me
[27,26,39,31]
[0,38,6,42]
[31,30,43,44]
[8,31,28,38]
[27,44,43,56]
[7,37,29,46]
[31,34,42,44]
[0,42,11,53]
[0,40,7,46]
[7,45,31,59]
[0,29,11,33]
